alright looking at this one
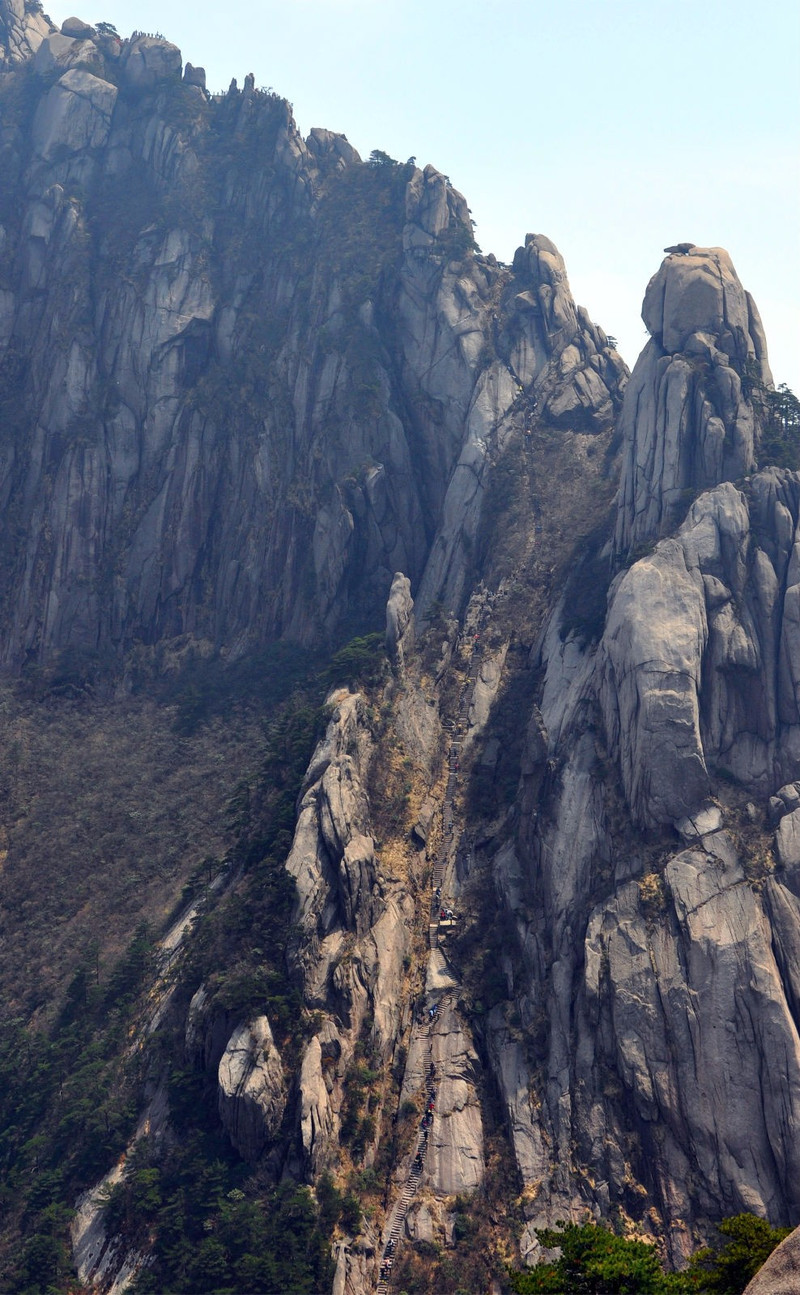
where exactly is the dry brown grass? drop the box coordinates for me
[0,680,266,1021]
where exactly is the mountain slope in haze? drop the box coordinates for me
[2,9,800,1295]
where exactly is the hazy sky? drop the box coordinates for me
[46,0,800,390]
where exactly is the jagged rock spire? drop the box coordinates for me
[614,246,773,558]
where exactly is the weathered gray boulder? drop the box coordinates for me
[412,794,437,845]
[217,1017,286,1163]
[743,1227,800,1294]
[31,68,117,159]
[306,127,360,170]
[643,247,771,370]
[121,34,181,88]
[33,32,103,76]
[769,782,800,826]
[182,61,205,89]
[60,16,95,39]
[776,809,800,869]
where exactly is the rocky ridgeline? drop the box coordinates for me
[161,246,800,1284]
[488,246,800,1264]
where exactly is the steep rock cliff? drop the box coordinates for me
[487,248,800,1263]
[0,30,624,668]
[3,15,798,1295]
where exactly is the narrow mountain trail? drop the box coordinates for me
[377,602,491,1292]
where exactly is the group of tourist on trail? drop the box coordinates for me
[379,1238,395,1281]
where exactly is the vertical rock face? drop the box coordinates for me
[425,1001,484,1195]
[584,844,800,1223]
[284,687,424,1177]
[0,37,625,664]
[600,469,800,831]
[615,247,771,558]
[484,244,800,1261]
[414,232,625,615]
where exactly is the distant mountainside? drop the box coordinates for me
[2,8,800,1295]
[0,1,623,670]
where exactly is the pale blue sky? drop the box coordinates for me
[46,0,799,390]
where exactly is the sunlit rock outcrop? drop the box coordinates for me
[492,246,800,1261]
[615,246,771,557]
[217,1016,287,1163]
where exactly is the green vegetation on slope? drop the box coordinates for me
[507,1217,791,1295]
[0,630,388,1292]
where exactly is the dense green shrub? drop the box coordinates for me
[325,632,386,690]
[756,382,800,469]
[507,1216,792,1295]
[684,1213,792,1294]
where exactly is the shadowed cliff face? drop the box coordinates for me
[0,27,623,668]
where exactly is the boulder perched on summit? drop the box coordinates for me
[33,31,104,76]
[183,61,206,89]
[643,245,770,365]
[60,16,95,39]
